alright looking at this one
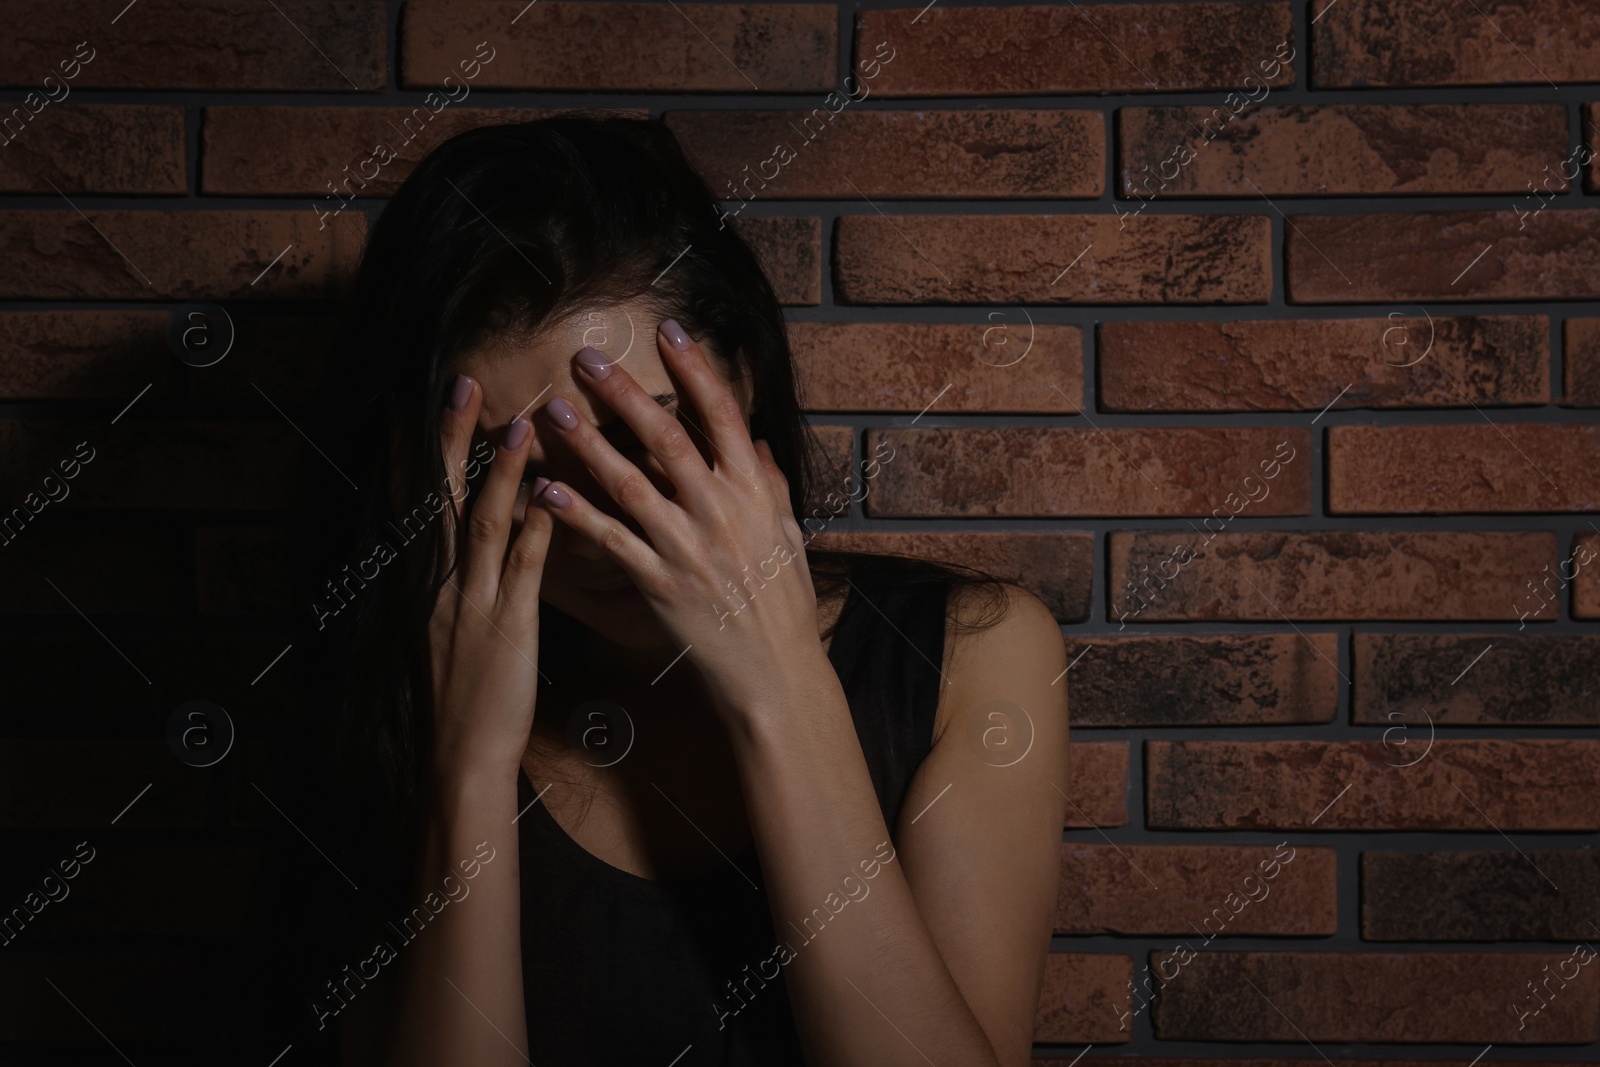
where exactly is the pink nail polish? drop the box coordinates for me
[503,417,531,450]
[448,374,472,411]
[545,396,579,430]
[660,319,690,351]
[538,482,571,509]
[576,346,613,380]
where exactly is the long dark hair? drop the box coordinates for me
[266,113,1015,995]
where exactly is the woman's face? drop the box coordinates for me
[450,299,753,651]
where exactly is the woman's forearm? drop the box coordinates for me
[372,766,529,1067]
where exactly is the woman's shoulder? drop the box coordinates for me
[933,578,1059,744]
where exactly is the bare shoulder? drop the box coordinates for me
[933,580,1066,745]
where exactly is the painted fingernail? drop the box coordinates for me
[448,374,473,411]
[545,396,580,431]
[537,482,571,509]
[503,416,531,450]
[529,476,551,497]
[576,346,612,381]
[660,318,690,351]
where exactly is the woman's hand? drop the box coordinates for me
[530,319,827,726]
[425,374,555,780]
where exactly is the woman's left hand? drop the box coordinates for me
[530,318,829,726]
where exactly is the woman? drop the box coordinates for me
[282,112,1070,1067]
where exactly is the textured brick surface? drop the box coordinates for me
[1287,211,1600,303]
[1034,953,1133,1044]
[1328,424,1600,513]
[834,215,1272,305]
[858,4,1295,96]
[1098,316,1549,412]
[1313,0,1600,87]
[1363,850,1600,941]
[1146,740,1600,831]
[1063,634,1339,727]
[403,2,836,91]
[1064,742,1128,829]
[1056,843,1337,936]
[0,311,173,401]
[1108,531,1559,621]
[1352,634,1600,726]
[1565,318,1600,406]
[738,215,819,305]
[0,1,387,91]
[0,211,367,300]
[864,428,1309,517]
[1150,951,1600,1042]
[670,109,1104,199]
[1576,532,1600,619]
[0,105,187,194]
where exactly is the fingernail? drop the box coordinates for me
[530,476,551,497]
[545,396,580,431]
[576,346,612,381]
[448,374,473,411]
[537,482,571,509]
[660,319,690,351]
[503,416,531,450]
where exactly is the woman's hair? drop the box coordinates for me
[266,113,1019,986]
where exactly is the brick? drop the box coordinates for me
[1098,316,1549,412]
[0,310,173,401]
[1064,634,1339,727]
[0,210,367,300]
[0,105,186,194]
[0,525,183,615]
[1287,210,1600,303]
[737,216,818,305]
[798,425,854,521]
[1146,740,1600,831]
[858,4,1294,96]
[669,109,1104,200]
[1066,742,1128,829]
[1353,634,1600,726]
[0,951,233,1040]
[0,740,207,828]
[1329,424,1600,513]
[1312,0,1600,88]
[201,106,646,197]
[863,428,1308,517]
[1363,850,1600,941]
[187,312,340,408]
[0,420,300,511]
[1564,318,1600,406]
[402,1,835,92]
[1034,953,1132,1044]
[1057,844,1336,937]
[1576,532,1600,619]
[1108,531,1558,622]
[835,214,1272,304]
[0,1,386,91]
[1119,104,1568,196]
[808,531,1093,623]
[1153,951,1600,1042]
[788,322,1082,414]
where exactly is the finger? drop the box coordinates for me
[464,413,534,605]
[437,373,481,589]
[752,439,795,520]
[540,391,683,546]
[655,319,762,484]
[574,344,714,499]
[497,490,555,616]
[531,477,661,586]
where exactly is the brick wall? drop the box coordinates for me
[1,1,1597,1064]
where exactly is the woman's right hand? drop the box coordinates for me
[425,373,554,781]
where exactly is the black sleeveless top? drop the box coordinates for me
[515,570,953,1064]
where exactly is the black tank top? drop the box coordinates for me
[515,570,953,1064]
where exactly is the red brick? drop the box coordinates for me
[1034,953,1132,1044]
[0,105,185,194]
[738,216,818,305]
[1151,951,1600,1042]
[187,312,339,408]
[1313,0,1600,87]
[0,210,367,300]
[402,1,835,92]
[1575,532,1600,619]
[1099,315,1548,412]
[1353,634,1600,727]
[863,428,1308,517]
[0,740,207,828]
[1066,742,1128,829]
[1119,104,1567,197]
[1108,530,1558,622]
[669,109,1104,200]
[1057,843,1337,936]
[1563,318,1600,406]
[790,322,1081,414]
[0,526,183,615]
[1146,739,1600,831]
[858,4,1294,96]
[1363,850,1600,941]
[808,531,1093,623]
[201,106,621,196]
[0,311,173,401]
[835,214,1272,304]
[1287,211,1600,303]
[0,1,386,91]
[1064,634,1338,727]
[1329,424,1600,513]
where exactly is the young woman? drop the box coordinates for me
[283,112,1070,1067]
